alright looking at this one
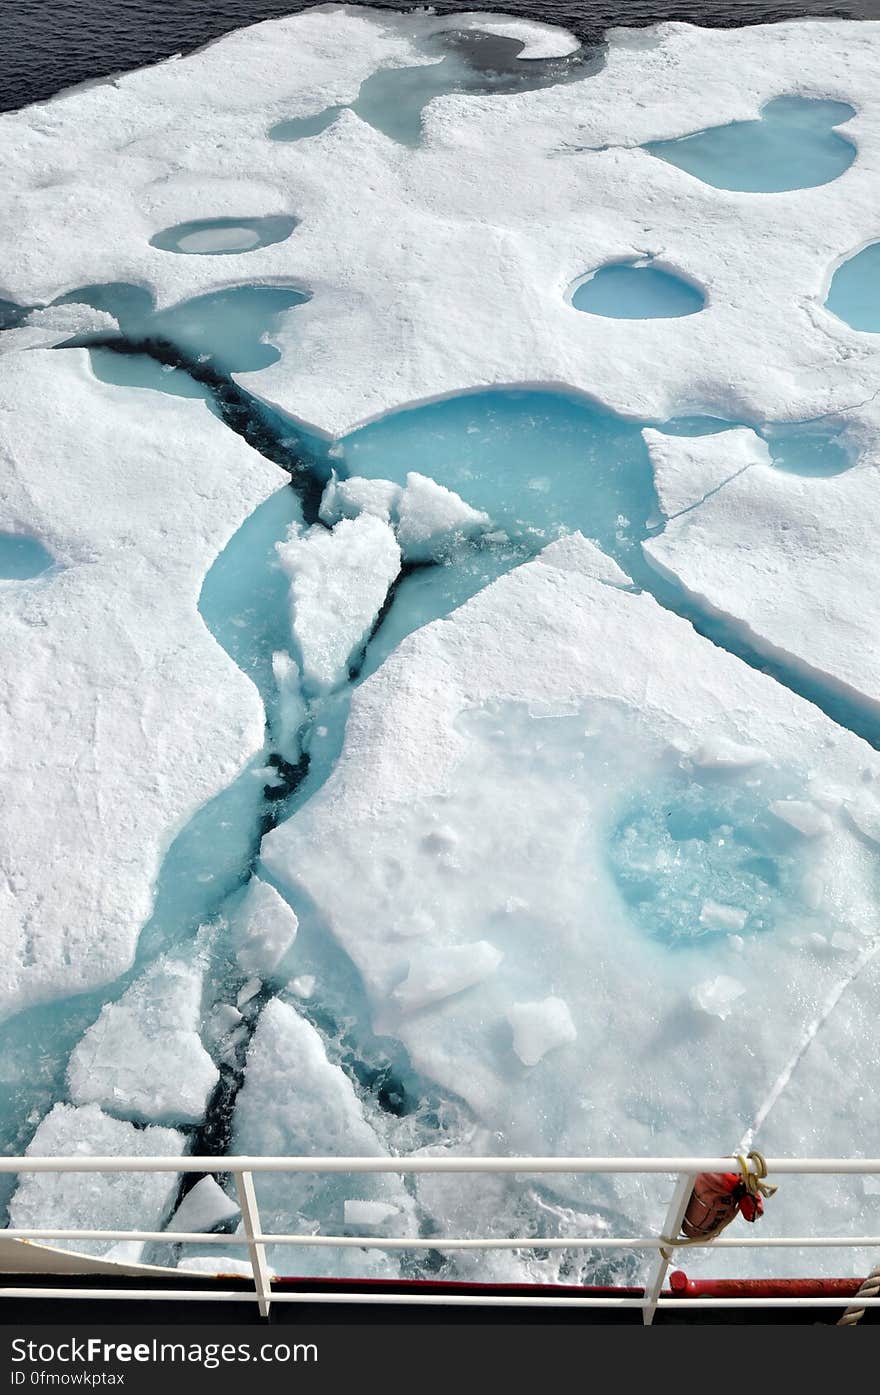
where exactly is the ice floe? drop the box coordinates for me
[0,350,283,1021]
[231,997,416,1276]
[261,535,880,1275]
[230,878,299,980]
[643,426,880,719]
[67,957,219,1126]
[276,514,401,698]
[166,1176,240,1234]
[9,1103,183,1259]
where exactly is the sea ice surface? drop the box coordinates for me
[230,878,299,979]
[643,427,880,719]
[9,1104,184,1258]
[0,350,283,1022]
[276,514,401,697]
[231,998,416,1276]
[166,1177,240,1234]
[66,958,219,1126]
[261,536,880,1275]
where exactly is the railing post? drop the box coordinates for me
[642,1170,694,1326]
[235,1169,273,1318]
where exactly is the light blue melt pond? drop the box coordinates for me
[571,261,705,319]
[150,214,298,256]
[645,96,856,192]
[0,533,53,579]
[825,241,880,332]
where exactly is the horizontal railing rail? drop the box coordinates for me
[1,1156,878,1322]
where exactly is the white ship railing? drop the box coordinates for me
[2,1155,879,1323]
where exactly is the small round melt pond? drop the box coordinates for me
[0,533,54,580]
[150,215,298,256]
[570,260,705,319]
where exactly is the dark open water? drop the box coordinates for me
[3,0,880,115]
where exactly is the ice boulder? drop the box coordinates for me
[231,878,299,979]
[395,473,492,562]
[271,650,308,763]
[232,997,416,1277]
[689,976,746,1021]
[166,1176,240,1234]
[9,1103,184,1258]
[507,997,578,1067]
[276,514,401,697]
[67,958,219,1126]
[343,1198,401,1228]
[319,473,402,526]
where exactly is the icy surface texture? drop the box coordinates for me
[262,537,880,1276]
[276,514,401,697]
[0,351,283,1022]
[643,428,880,718]
[231,878,299,979]
[166,1177,240,1234]
[9,1104,183,1259]
[2,11,879,433]
[66,958,219,1126]
[232,998,417,1276]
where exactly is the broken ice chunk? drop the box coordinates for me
[276,514,401,696]
[699,900,748,932]
[166,1176,240,1234]
[232,878,298,978]
[319,471,402,526]
[395,472,491,562]
[8,1103,183,1258]
[289,974,316,999]
[237,976,263,1008]
[271,650,307,763]
[506,996,577,1067]
[393,942,504,1012]
[769,799,834,838]
[232,999,415,1277]
[343,1199,401,1227]
[689,976,746,1020]
[66,958,219,1126]
[691,738,770,770]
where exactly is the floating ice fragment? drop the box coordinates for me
[289,974,316,999]
[689,976,746,1021]
[276,514,401,696]
[237,977,263,1008]
[232,878,299,978]
[271,651,307,763]
[67,958,219,1125]
[699,900,748,932]
[343,1199,401,1227]
[166,1177,240,1234]
[9,1104,183,1258]
[319,472,402,526]
[393,942,504,1012]
[506,996,577,1067]
[395,472,491,562]
[769,800,834,838]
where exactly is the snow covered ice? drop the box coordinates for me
[1,2,880,1287]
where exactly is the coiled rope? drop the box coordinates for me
[838,1260,880,1327]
